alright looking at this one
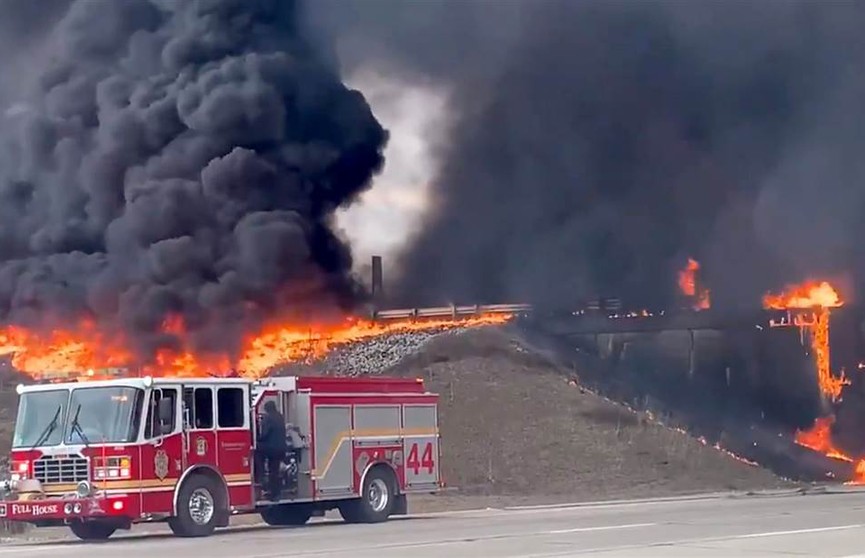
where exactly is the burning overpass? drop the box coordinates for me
[513,259,865,484]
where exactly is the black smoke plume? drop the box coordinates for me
[309,0,865,312]
[0,0,387,358]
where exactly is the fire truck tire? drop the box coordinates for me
[69,520,116,541]
[339,466,395,524]
[260,504,313,526]
[168,474,224,537]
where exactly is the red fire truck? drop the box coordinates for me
[0,374,441,540]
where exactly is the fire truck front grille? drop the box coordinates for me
[34,455,89,484]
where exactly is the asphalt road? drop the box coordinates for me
[5,490,865,557]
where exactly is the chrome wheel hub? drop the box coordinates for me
[368,478,389,513]
[188,487,215,525]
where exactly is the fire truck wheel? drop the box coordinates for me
[168,474,223,537]
[69,520,116,541]
[339,466,395,524]
[260,504,313,526]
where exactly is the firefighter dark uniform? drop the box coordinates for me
[256,401,286,499]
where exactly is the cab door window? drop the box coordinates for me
[217,387,246,428]
[145,388,178,439]
[183,387,214,430]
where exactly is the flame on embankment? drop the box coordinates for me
[678,258,711,310]
[763,280,865,483]
[794,416,853,462]
[795,415,865,484]
[0,313,512,381]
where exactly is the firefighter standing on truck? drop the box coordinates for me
[256,400,287,500]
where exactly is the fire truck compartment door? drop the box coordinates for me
[314,405,353,495]
[402,404,439,491]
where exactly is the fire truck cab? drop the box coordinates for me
[0,374,441,540]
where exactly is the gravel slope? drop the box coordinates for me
[384,327,796,501]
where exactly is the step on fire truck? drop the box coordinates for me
[0,374,441,540]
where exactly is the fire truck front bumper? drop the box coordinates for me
[0,495,132,525]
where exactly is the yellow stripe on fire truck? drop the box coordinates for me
[313,427,438,479]
[42,473,252,495]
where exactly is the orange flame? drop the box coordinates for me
[0,313,513,381]
[762,280,841,310]
[794,417,865,484]
[853,461,865,484]
[794,417,851,462]
[235,313,512,376]
[678,258,710,310]
[773,280,865,484]
[762,280,847,401]
[811,308,849,401]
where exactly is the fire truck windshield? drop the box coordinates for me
[12,390,69,448]
[65,386,144,445]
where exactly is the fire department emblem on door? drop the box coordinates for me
[195,436,207,456]
[154,450,169,480]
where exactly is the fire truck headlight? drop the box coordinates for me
[64,503,73,515]
[76,481,92,498]
[73,502,82,514]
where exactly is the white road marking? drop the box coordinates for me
[546,523,656,535]
[735,524,863,539]
[499,487,865,516]
[542,523,865,557]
